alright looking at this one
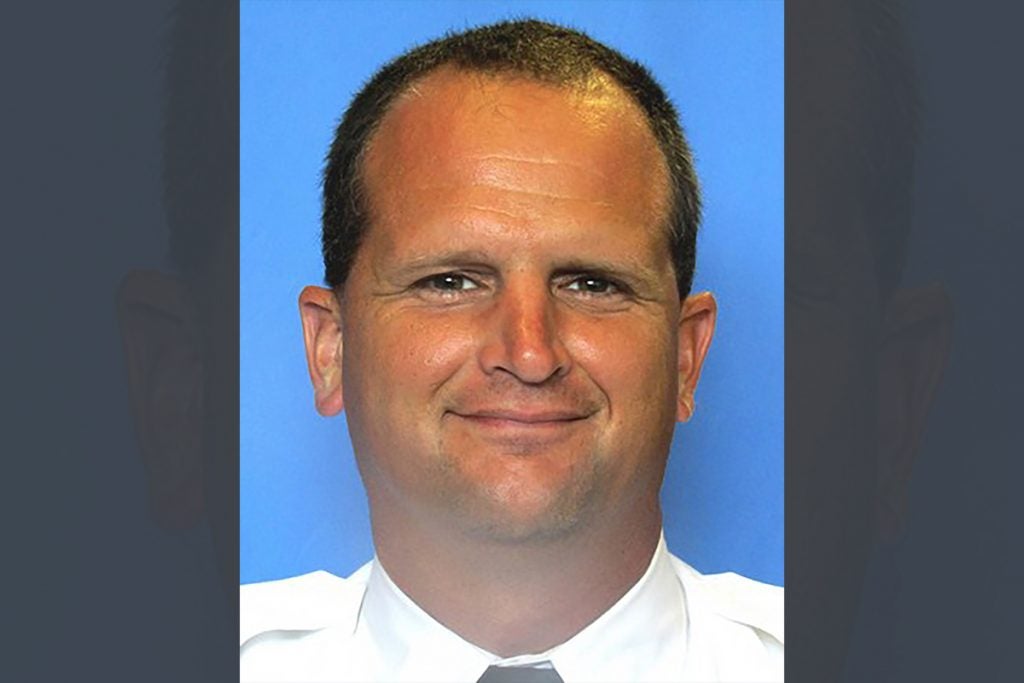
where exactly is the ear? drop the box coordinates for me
[876,283,953,542]
[299,285,345,416]
[116,269,204,530]
[677,291,718,422]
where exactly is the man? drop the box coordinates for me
[241,20,782,682]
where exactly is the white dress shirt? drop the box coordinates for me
[241,533,783,682]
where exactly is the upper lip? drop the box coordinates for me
[452,408,591,423]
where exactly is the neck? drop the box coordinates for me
[371,496,663,657]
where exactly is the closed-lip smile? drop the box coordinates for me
[448,409,593,436]
[449,408,592,425]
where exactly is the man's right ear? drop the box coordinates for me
[299,286,345,416]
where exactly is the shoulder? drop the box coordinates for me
[240,564,371,646]
[672,556,784,644]
[240,565,374,682]
[668,553,784,681]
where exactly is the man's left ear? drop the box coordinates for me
[677,292,718,422]
[116,269,205,531]
[298,285,346,416]
[876,283,953,542]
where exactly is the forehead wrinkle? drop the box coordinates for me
[469,154,606,172]
[447,157,624,207]
[453,203,522,221]
[468,154,614,188]
[419,185,615,207]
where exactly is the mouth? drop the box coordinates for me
[459,408,588,422]
[446,408,594,442]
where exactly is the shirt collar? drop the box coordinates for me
[355,532,687,682]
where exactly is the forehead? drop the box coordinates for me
[361,68,670,232]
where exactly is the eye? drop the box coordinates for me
[423,273,479,291]
[411,272,483,299]
[564,275,620,295]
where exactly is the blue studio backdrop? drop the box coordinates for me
[241,1,783,586]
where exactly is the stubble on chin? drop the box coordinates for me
[431,445,607,546]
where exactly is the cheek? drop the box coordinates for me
[361,314,478,397]
[343,314,479,476]
[568,318,679,411]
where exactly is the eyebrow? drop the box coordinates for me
[379,250,500,280]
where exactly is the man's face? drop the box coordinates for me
[320,70,704,543]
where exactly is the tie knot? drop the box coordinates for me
[476,662,565,683]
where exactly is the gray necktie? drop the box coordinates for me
[476,663,565,683]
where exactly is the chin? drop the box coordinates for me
[451,476,602,545]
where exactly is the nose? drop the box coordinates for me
[478,280,572,384]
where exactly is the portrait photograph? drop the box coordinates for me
[240,1,782,680]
